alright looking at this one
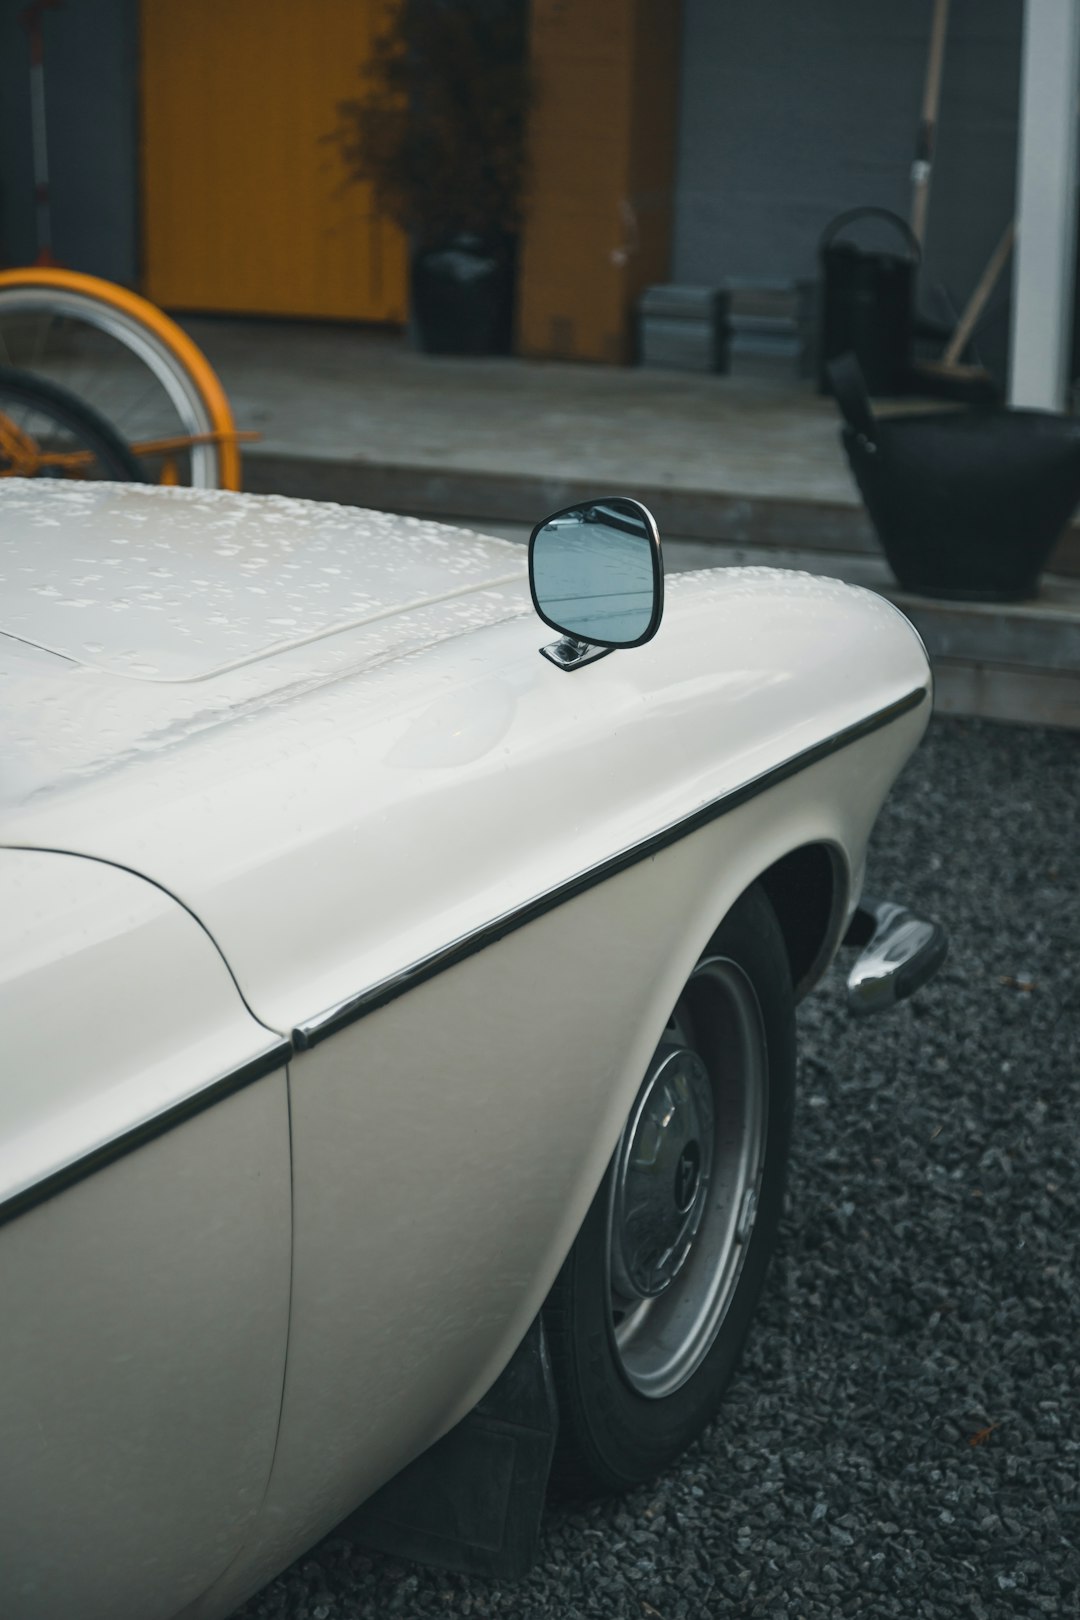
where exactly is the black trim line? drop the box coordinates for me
[294,685,928,1051]
[0,628,79,664]
[0,845,282,1040]
[0,1040,291,1229]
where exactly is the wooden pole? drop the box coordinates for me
[910,0,950,248]
[942,221,1015,367]
[19,0,62,266]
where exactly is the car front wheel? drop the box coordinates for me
[543,881,796,1495]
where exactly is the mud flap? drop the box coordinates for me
[342,1315,558,1578]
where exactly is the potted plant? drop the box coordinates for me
[333,0,530,356]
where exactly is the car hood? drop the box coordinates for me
[0,479,527,683]
[0,480,530,810]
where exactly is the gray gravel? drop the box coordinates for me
[235,716,1079,1620]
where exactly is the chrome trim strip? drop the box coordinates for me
[0,1039,291,1229]
[539,634,614,671]
[294,685,929,1051]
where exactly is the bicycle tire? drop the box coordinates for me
[0,269,241,489]
[0,365,144,482]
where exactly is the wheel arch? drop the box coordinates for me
[754,841,850,1001]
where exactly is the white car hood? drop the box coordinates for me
[0,481,530,810]
[0,480,526,682]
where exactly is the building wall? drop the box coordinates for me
[673,0,1022,375]
[0,0,1023,353]
[0,0,139,282]
[518,0,682,363]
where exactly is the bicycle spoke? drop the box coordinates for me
[109,374,171,434]
[30,312,58,369]
[59,338,137,426]
[0,368,143,481]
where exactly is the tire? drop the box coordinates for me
[0,269,240,489]
[0,366,144,482]
[543,882,796,1496]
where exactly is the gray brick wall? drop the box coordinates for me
[0,0,138,284]
[672,0,1023,377]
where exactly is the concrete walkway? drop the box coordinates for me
[186,317,1080,729]
[188,317,849,499]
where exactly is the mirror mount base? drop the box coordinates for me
[539,635,614,671]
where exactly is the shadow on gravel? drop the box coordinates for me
[236,717,1079,1620]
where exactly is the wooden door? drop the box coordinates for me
[140,0,407,322]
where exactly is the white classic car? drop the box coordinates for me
[0,480,944,1619]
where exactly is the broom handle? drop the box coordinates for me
[943,221,1015,367]
[911,0,950,247]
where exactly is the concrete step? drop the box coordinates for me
[242,445,1080,580]
[889,579,1080,731]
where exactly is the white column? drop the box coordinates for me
[1009,0,1080,409]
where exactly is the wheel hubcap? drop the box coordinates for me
[607,956,769,1399]
[610,1048,715,1300]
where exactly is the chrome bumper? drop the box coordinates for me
[843,896,948,1017]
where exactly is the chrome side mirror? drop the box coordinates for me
[528,497,663,670]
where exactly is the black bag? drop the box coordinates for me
[819,208,919,397]
[829,353,1080,600]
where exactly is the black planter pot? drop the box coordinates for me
[410,234,516,356]
[830,353,1080,601]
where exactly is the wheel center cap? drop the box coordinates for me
[673,1139,701,1214]
[610,1047,715,1301]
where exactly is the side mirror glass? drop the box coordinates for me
[528,497,663,660]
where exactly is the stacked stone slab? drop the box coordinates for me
[638,285,729,372]
[724,280,815,381]
[639,280,814,377]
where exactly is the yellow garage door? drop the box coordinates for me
[140,0,407,322]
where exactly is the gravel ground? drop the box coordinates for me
[235,716,1079,1620]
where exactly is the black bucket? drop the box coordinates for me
[819,208,919,397]
[829,353,1080,600]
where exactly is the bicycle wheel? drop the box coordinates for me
[0,269,241,489]
[0,366,143,482]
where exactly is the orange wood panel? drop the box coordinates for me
[518,0,681,364]
[140,0,407,322]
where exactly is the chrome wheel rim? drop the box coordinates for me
[606,956,769,1399]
